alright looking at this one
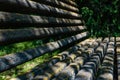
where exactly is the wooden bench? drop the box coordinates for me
[0,0,119,80]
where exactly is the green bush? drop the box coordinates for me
[77,0,120,37]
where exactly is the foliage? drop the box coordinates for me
[0,40,43,56]
[76,0,120,37]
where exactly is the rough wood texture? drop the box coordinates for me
[97,42,115,80]
[59,0,78,7]
[0,32,88,72]
[0,0,80,18]
[75,38,109,80]
[1,0,118,80]
[0,0,88,76]
[0,26,86,45]
[0,12,82,28]
[116,40,120,80]
[56,39,100,80]
[31,0,79,13]
[17,39,91,79]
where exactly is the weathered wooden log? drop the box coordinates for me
[0,32,88,72]
[75,41,109,80]
[0,12,82,28]
[97,41,115,80]
[31,0,79,13]
[33,52,79,80]
[56,40,100,80]
[116,37,120,42]
[0,26,86,45]
[16,39,93,80]
[0,0,80,18]
[57,57,85,80]
[59,0,78,7]
[116,42,120,80]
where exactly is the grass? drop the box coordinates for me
[0,40,43,56]
[0,51,60,80]
[0,39,61,80]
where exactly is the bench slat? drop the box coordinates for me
[0,0,80,19]
[56,40,99,80]
[31,0,79,13]
[0,12,82,28]
[59,0,78,7]
[17,39,92,80]
[116,42,120,80]
[97,43,115,80]
[0,26,86,45]
[0,32,88,72]
[75,39,109,80]
[33,50,82,80]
